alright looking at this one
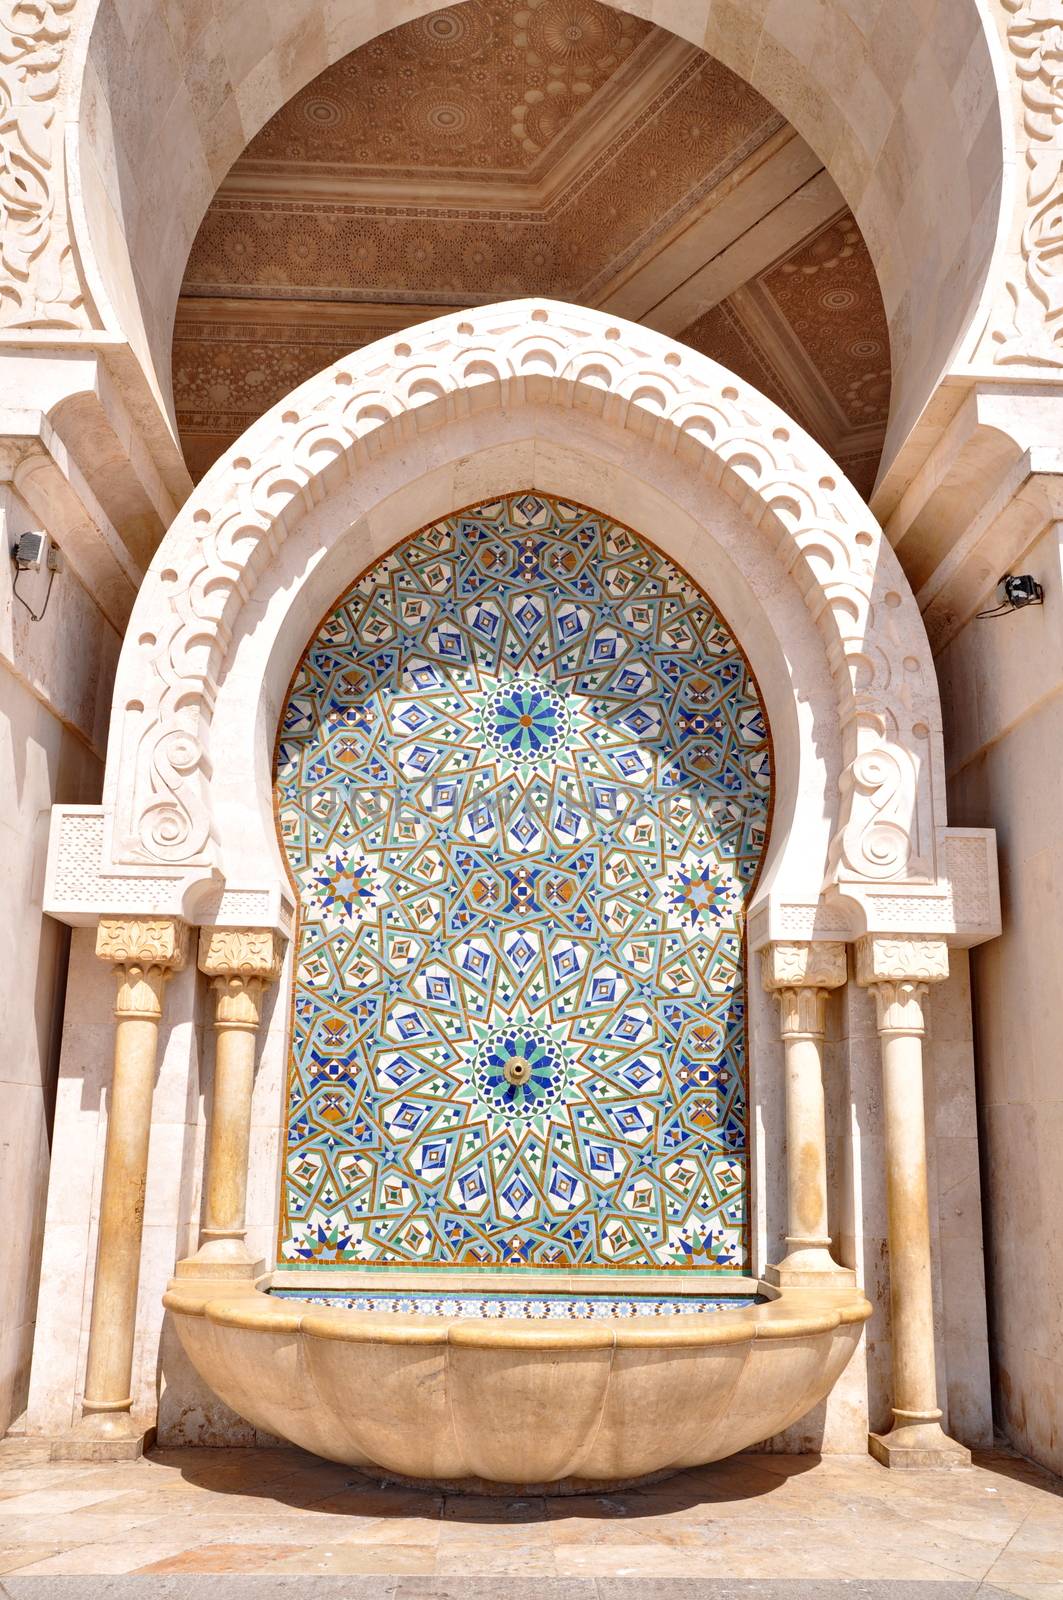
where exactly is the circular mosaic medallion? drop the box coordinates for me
[480,677,571,763]
[474,1024,568,1122]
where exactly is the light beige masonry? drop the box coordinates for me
[761,941,852,1286]
[69,917,189,1458]
[856,934,970,1469]
[179,929,285,1278]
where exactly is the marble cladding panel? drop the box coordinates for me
[1,476,110,1438]
[942,541,1063,1471]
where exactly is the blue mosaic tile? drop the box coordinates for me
[271,1289,764,1319]
[275,493,771,1272]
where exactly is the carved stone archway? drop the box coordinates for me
[67,0,1008,479]
[46,300,997,949]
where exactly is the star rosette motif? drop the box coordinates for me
[660,854,742,933]
[479,675,572,765]
[299,848,388,929]
[471,1019,571,1127]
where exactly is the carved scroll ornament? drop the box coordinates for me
[995,0,1063,367]
[0,0,88,328]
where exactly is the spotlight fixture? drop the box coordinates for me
[976,572,1045,620]
[10,530,64,621]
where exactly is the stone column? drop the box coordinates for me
[176,928,284,1277]
[856,934,970,1468]
[76,917,189,1456]
[761,941,852,1285]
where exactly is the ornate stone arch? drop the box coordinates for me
[69,0,1008,479]
[46,301,997,948]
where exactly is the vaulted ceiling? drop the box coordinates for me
[174,0,890,496]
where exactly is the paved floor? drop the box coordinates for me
[0,1439,1061,1596]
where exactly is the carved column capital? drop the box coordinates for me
[854,936,949,1037]
[198,927,286,1030]
[761,942,847,1038]
[761,941,847,991]
[96,918,191,1020]
[854,935,949,985]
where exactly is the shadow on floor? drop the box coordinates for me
[161,1444,814,1523]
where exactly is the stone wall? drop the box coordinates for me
[939,514,1063,1473]
[0,484,117,1433]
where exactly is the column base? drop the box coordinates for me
[868,1421,971,1469]
[47,1412,156,1463]
[764,1247,856,1288]
[173,1246,265,1281]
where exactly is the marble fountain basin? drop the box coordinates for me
[164,1272,871,1490]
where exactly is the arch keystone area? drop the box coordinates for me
[43,301,999,949]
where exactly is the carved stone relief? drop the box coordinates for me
[108,303,938,898]
[993,0,1063,367]
[0,0,89,329]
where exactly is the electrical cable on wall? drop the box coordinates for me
[10,531,64,622]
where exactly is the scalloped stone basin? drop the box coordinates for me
[165,1274,871,1490]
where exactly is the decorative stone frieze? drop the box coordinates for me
[854,935,950,984]
[0,0,90,329]
[993,0,1063,368]
[762,939,848,991]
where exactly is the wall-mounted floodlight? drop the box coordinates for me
[10,531,64,621]
[977,572,1045,620]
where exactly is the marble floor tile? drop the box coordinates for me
[268,1544,438,1575]
[0,1440,1058,1586]
[136,1542,311,1573]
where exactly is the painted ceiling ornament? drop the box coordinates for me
[274,492,771,1272]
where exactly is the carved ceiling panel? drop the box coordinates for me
[241,0,651,179]
[175,1,891,499]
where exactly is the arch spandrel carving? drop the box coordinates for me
[45,301,998,947]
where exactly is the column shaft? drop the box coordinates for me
[879,1020,938,1423]
[78,918,188,1447]
[177,928,284,1276]
[856,935,969,1468]
[202,998,257,1243]
[761,942,851,1285]
[782,1013,831,1253]
[82,1004,158,1417]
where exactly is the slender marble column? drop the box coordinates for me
[856,934,970,1468]
[78,917,189,1449]
[178,928,284,1276]
[761,941,852,1285]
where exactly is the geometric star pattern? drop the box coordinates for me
[274,492,771,1272]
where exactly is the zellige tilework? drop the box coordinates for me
[275,493,771,1272]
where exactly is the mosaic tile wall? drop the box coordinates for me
[271,1290,763,1319]
[275,494,771,1272]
